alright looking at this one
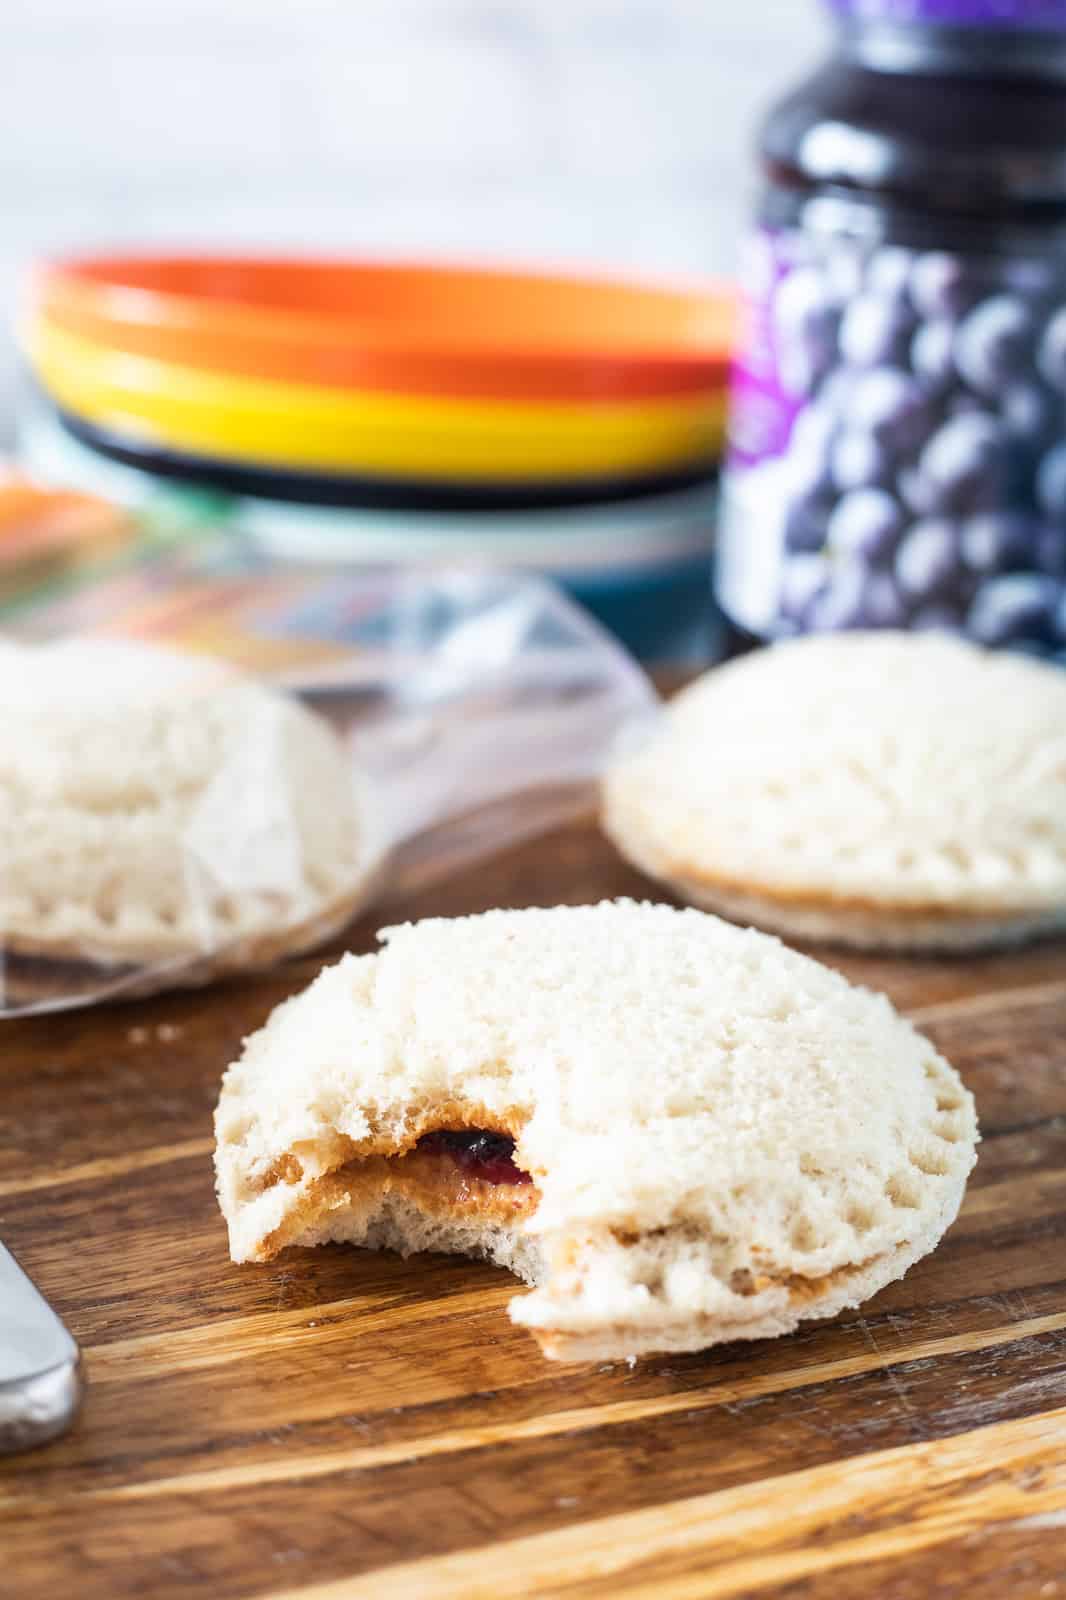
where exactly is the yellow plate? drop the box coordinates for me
[29,321,726,482]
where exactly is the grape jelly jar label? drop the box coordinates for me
[717,227,1066,655]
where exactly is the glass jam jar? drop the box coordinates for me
[717,0,1066,657]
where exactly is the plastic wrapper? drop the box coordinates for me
[2,540,656,1016]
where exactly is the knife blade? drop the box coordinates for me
[0,1243,82,1455]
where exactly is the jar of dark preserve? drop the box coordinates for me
[717,0,1066,658]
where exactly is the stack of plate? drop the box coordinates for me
[21,255,735,657]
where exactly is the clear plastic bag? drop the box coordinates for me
[2,546,656,1016]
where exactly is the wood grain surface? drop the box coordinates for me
[3,800,1066,1598]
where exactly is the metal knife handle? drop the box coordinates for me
[0,1243,82,1455]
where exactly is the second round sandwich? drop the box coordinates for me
[1,637,374,975]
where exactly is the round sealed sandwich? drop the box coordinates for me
[0,637,372,973]
[214,901,977,1363]
[604,632,1066,952]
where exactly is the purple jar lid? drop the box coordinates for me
[827,0,1066,26]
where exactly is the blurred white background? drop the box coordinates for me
[4,0,823,426]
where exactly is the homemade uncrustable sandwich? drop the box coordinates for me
[214,901,977,1363]
[604,632,1066,952]
[1,638,371,970]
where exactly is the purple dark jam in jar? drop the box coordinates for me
[717,0,1066,658]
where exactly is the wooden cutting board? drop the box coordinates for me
[3,811,1065,1599]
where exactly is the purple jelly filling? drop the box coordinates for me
[416,1129,531,1187]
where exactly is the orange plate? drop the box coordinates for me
[34,255,736,403]
[0,473,134,585]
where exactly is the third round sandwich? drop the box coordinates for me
[215,900,977,1363]
[603,631,1066,952]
